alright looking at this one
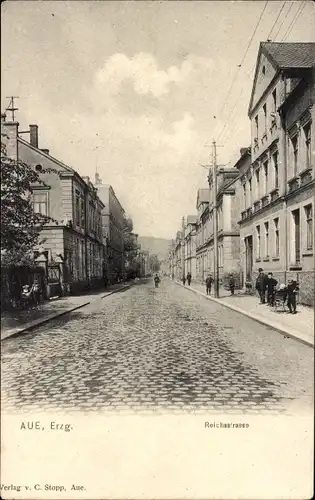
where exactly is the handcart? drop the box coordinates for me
[273,288,287,312]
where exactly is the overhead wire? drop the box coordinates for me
[272,1,295,39]
[282,1,307,41]
[213,1,269,139]
[266,1,287,40]
[218,2,289,145]
[218,0,304,147]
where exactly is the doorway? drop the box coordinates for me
[245,235,253,281]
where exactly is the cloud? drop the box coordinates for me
[95,52,193,98]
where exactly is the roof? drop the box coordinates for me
[18,137,73,173]
[262,42,315,69]
[186,215,197,225]
[249,42,315,115]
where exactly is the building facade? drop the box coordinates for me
[1,115,106,294]
[239,42,314,305]
[94,174,125,283]
[184,216,198,280]
[195,189,210,282]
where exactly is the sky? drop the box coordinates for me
[2,0,315,239]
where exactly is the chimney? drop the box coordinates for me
[29,124,38,148]
[240,147,248,156]
[41,148,49,155]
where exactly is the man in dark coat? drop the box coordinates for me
[205,274,213,295]
[255,268,267,304]
[266,272,278,306]
[286,280,299,314]
[187,272,192,286]
[229,273,235,295]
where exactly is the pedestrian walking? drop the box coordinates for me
[187,272,192,286]
[286,279,299,314]
[154,274,160,288]
[228,273,235,295]
[255,268,267,304]
[182,275,186,286]
[205,274,213,295]
[266,272,278,306]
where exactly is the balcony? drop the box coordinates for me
[261,194,270,208]
[299,167,312,187]
[288,176,300,193]
[270,188,279,203]
[253,200,261,213]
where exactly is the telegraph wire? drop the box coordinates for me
[272,1,294,39]
[214,1,269,139]
[219,61,257,146]
[266,1,287,40]
[282,1,307,41]
[218,0,297,145]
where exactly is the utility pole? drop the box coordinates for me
[181,217,185,284]
[211,140,220,298]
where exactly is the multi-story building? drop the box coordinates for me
[184,215,198,280]
[173,230,182,280]
[239,42,314,305]
[209,164,242,287]
[1,115,106,294]
[195,189,210,282]
[195,161,242,285]
[94,174,125,283]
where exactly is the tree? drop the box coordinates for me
[148,254,160,273]
[1,139,57,267]
[122,214,140,278]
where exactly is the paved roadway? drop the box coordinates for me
[1,280,313,415]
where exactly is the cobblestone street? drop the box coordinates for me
[1,280,313,415]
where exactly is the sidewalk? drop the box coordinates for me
[1,282,131,341]
[176,281,314,347]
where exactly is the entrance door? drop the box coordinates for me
[245,236,253,281]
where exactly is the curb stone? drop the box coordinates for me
[174,281,314,348]
[1,284,132,341]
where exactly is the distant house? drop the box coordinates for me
[94,174,125,283]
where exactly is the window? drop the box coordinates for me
[262,65,266,75]
[273,152,279,188]
[243,183,246,209]
[249,178,252,205]
[254,115,259,141]
[75,195,80,226]
[32,192,48,216]
[274,218,279,257]
[80,198,85,228]
[256,225,261,259]
[263,103,267,133]
[272,89,277,113]
[303,123,311,168]
[291,135,298,176]
[305,204,313,250]
[264,221,269,258]
[255,169,260,199]
[292,209,300,263]
[263,161,268,194]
